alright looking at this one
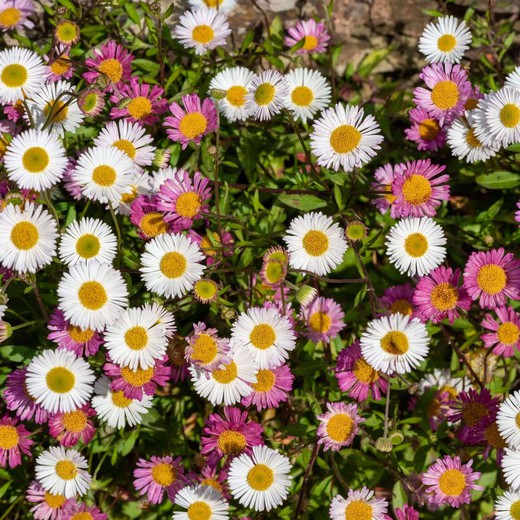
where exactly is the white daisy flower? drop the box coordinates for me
[139,233,205,299]
[283,68,331,123]
[360,314,430,375]
[310,103,383,172]
[386,217,446,277]
[189,0,237,15]
[174,8,231,56]
[71,146,136,204]
[497,390,520,449]
[0,46,47,104]
[104,304,175,370]
[502,449,520,491]
[228,445,292,512]
[418,367,465,395]
[4,129,68,190]
[209,66,254,122]
[190,347,258,406]
[35,446,92,499]
[59,217,117,267]
[505,66,520,91]
[495,490,520,520]
[94,120,156,168]
[26,349,95,413]
[245,70,289,121]
[173,485,230,520]
[231,307,296,369]
[150,166,184,193]
[91,375,153,429]
[25,80,84,137]
[418,15,472,64]
[329,487,389,520]
[283,211,348,276]
[0,202,57,274]
[57,261,128,332]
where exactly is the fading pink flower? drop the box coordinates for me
[405,107,446,151]
[481,306,520,357]
[380,283,419,319]
[63,502,107,520]
[395,504,420,520]
[371,163,399,217]
[187,228,234,266]
[0,415,32,467]
[317,401,364,452]
[197,465,231,500]
[26,480,76,520]
[45,46,74,81]
[48,405,96,447]
[300,296,345,343]
[185,322,230,373]
[0,0,35,31]
[130,194,169,240]
[284,19,330,54]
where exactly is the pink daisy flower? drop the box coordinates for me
[167,338,189,383]
[335,341,388,402]
[0,415,33,468]
[197,466,231,500]
[62,158,83,200]
[421,455,482,508]
[48,405,96,447]
[130,194,169,240]
[481,305,520,357]
[463,248,520,309]
[133,455,186,504]
[200,406,264,467]
[317,402,364,452]
[413,63,471,123]
[414,267,471,323]
[395,504,420,520]
[464,84,484,111]
[4,100,24,122]
[83,40,134,92]
[187,228,234,266]
[164,93,217,149]
[300,296,345,343]
[405,107,446,151]
[45,46,74,82]
[0,0,35,31]
[370,163,399,217]
[3,368,49,424]
[63,503,107,520]
[104,355,170,400]
[185,322,230,373]
[284,19,330,54]
[110,76,168,126]
[241,363,294,411]
[392,159,450,218]
[26,481,76,520]
[47,309,103,357]
[472,414,506,461]
[380,283,418,319]
[156,170,211,231]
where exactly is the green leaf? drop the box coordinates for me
[132,59,160,75]
[278,194,327,211]
[475,171,520,190]
[241,30,254,53]
[124,3,141,24]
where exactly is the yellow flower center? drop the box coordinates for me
[254,83,275,106]
[200,233,220,257]
[325,413,353,442]
[113,139,136,159]
[124,326,148,350]
[55,460,78,480]
[81,92,100,113]
[381,331,409,355]
[302,230,329,256]
[384,183,396,203]
[140,212,167,237]
[430,282,458,311]
[497,321,520,346]
[265,260,285,284]
[187,502,212,520]
[437,34,457,52]
[465,97,478,110]
[249,323,276,350]
[121,185,137,205]
[217,430,247,455]
[176,191,202,218]
[0,425,19,449]
[151,462,176,486]
[179,112,208,139]
[78,281,108,310]
[438,468,466,497]
[67,325,94,344]
[309,311,332,333]
[194,279,219,301]
[465,128,481,148]
[121,366,155,386]
[191,333,218,364]
[418,118,441,140]
[192,24,215,44]
[0,7,21,27]
[112,390,133,408]
[212,361,237,384]
[127,96,152,119]
[485,421,507,449]
[404,232,428,258]
[10,221,39,250]
[291,86,314,107]
[56,21,79,44]
[511,500,520,520]
[226,85,247,107]
[1,63,27,87]
[252,368,276,392]
[302,35,318,51]
[44,492,66,509]
[50,57,72,76]
[75,234,100,259]
[61,410,88,433]
[247,464,274,491]
[431,80,459,110]
[330,124,362,154]
[345,500,373,520]
[22,146,49,173]
[401,174,432,205]
[390,299,413,316]
[160,251,187,279]
[46,367,76,393]
[44,100,69,123]
[200,477,223,493]
[92,165,116,187]
[500,103,520,128]
[462,402,488,426]
[353,357,379,384]
[71,513,94,520]
[98,58,123,83]
[476,264,507,295]
[204,0,222,6]
[516,412,520,429]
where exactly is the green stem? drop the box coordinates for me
[109,202,122,268]
[42,190,60,227]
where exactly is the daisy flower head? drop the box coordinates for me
[301,296,345,343]
[380,283,417,319]
[283,68,331,123]
[140,232,205,299]
[482,306,520,357]
[26,480,76,520]
[260,246,289,287]
[495,490,520,520]
[83,40,133,92]
[190,347,258,406]
[228,445,292,512]
[91,375,153,429]
[134,455,186,505]
[114,170,152,216]
[189,0,237,14]
[405,107,446,152]
[165,93,217,149]
[329,487,389,520]
[335,341,388,402]
[0,202,57,274]
[0,415,33,468]
[419,15,472,63]
[188,228,234,266]
[414,266,471,323]
[57,261,128,331]
[370,163,399,217]
[463,248,520,309]
[130,194,169,240]
[310,102,383,172]
[284,19,330,54]
[317,402,363,452]
[4,129,67,191]
[65,503,107,520]
[77,88,105,117]
[59,217,117,267]
[175,8,231,55]
[46,47,74,81]
[245,70,289,121]
[110,76,168,126]
[497,390,520,449]
[0,46,47,104]
[394,504,420,520]
[48,405,96,447]
[173,484,230,520]
[413,62,471,123]
[54,19,80,47]
[186,322,230,373]
[241,363,294,411]
[283,211,348,276]
[209,66,254,122]
[421,455,482,508]
[506,66,520,91]
[0,0,35,32]
[72,146,136,204]
[386,217,447,277]
[360,313,430,375]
